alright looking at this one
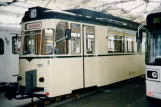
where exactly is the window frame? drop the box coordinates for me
[54,21,69,55]
[12,35,21,54]
[70,23,81,54]
[125,36,135,53]
[23,30,41,55]
[41,29,54,55]
[0,38,4,55]
[108,35,125,53]
[86,25,95,54]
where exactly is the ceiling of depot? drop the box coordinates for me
[0,0,160,24]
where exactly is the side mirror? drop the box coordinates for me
[136,31,143,43]
[65,29,71,40]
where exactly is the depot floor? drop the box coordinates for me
[0,77,161,107]
[58,77,161,107]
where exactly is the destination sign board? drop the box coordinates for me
[25,22,42,30]
[147,12,161,28]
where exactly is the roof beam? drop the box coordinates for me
[94,0,135,11]
[45,0,52,8]
[0,0,18,6]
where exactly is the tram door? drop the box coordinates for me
[9,33,21,82]
[82,25,97,88]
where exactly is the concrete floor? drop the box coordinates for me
[57,78,161,107]
[0,77,161,107]
[0,93,39,107]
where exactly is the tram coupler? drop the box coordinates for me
[4,82,49,100]
[4,82,19,100]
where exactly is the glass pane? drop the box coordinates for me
[86,26,95,54]
[108,36,114,52]
[125,37,135,52]
[146,31,153,63]
[12,36,21,54]
[153,35,161,57]
[55,22,68,54]
[23,30,41,55]
[108,35,124,53]
[114,36,124,52]
[145,30,161,64]
[41,29,54,55]
[71,23,81,54]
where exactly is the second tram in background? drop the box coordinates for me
[0,24,21,86]
[5,7,146,99]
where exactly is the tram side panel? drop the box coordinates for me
[96,28,130,86]
[50,58,83,97]
[127,36,145,78]
[96,28,145,87]
[127,54,145,79]
[0,32,11,83]
[94,26,108,87]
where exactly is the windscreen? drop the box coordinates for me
[23,30,41,55]
[146,29,161,64]
[153,34,161,57]
[22,29,54,55]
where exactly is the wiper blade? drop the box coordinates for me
[155,56,161,59]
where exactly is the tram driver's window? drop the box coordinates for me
[12,35,21,54]
[55,21,69,54]
[71,23,81,54]
[41,29,54,55]
[0,38,4,55]
[86,26,95,54]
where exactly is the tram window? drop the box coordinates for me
[125,37,135,52]
[71,23,81,54]
[0,38,4,55]
[108,35,124,53]
[108,36,114,52]
[55,21,69,54]
[86,26,95,54]
[41,29,54,55]
[12,36,21,54]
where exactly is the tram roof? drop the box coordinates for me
[0,23,20,33]
[22,6,144,31]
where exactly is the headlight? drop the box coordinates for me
[17,76,22,81]
[39,77,44,82]
[152,72,158,78]
[147,71,158,79]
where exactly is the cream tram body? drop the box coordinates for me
[19,9,145,98]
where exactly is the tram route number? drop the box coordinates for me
[37,64,43,67]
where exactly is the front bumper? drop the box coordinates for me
[146,80,161,100]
